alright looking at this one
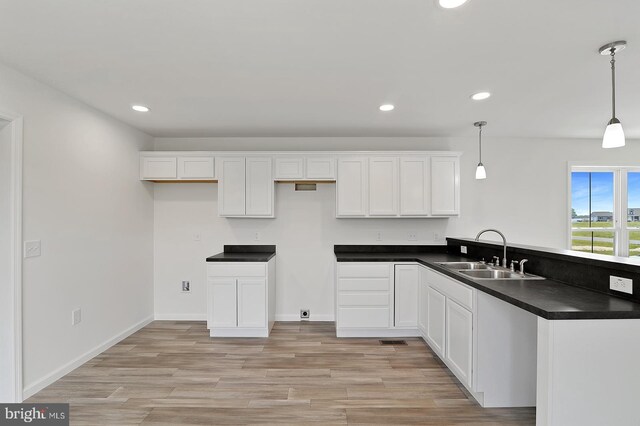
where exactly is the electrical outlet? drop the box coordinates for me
[610,276,633,294]
[434,232,442,242]
[376,232,383,241]
[461,245,468,254]
[407,232,418,241]
[254,232,260,241]
[193,233,201,242]
[24,240,41,258]
[72,308,81,326]
[182,281,191,292]
[300,309,310,320]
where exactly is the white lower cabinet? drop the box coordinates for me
[445,298,473,385]
[394,265,419,328]
[417,269,429,335]
[335,262,421,338]
[425,286,446,357]
[206,259,275,337]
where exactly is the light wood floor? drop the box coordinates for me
[28,321,535,425]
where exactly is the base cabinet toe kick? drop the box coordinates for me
[336,260,640,425]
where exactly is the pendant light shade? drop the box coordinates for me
[603,118,625,149]
[474,121,487,180]
[599,41,627,149]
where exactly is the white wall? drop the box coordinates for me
[0,62,155,398]
[153,136,640,320]
[0,120,13,401]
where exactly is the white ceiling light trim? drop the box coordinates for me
[599,41,626,149]
[471,92,491,101]
[132,105,150,112]
[439,0,469,9]
[379,104,395,112]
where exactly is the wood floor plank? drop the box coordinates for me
[27,321,535,425]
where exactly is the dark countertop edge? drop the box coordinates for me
[334,244,447,254]
[335,252,640,320]
[206,252,276,262]
[447,237,640,273]
[223,244,276,254]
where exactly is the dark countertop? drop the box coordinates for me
[207,245,276,262]
[335,250,640,320]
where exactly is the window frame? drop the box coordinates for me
[568,162,640,257]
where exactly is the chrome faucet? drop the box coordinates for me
[475,229,508,268]
[519,259,528,275]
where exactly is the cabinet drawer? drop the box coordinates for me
[207,263,266,277]
[338,278,389,292]
[338,292,389,307]
[337,263,390,278]
[338,307,390,328]
[428,270,474,310]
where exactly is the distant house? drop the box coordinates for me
[628,208,640,222]
[590,211,613,222]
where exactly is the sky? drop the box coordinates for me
[572,172,640,216]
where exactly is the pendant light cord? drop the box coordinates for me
[478,124,483,163]
[611,49,616,119]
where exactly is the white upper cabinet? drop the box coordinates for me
[336,157,368,217]
[274,157,304,180]
[245,157,274,217]
[218,156,274,218]
[218,157,246,216]
[431,155,460,216]
[178,156,215,179]
[400,156,429,216]
[305,156,336,180]
[140,152,214,181]
[274,155,336,180]
[140,156,177,180]
[369,157,399,216]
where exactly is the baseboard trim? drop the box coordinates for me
[22,315,153,400]
[154,313,207,321]
[275,314,334,322]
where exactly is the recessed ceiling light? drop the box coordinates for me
[132,105,150,112]
[471,92,491,101]
[439,0,469,9]
[379,104,395,112]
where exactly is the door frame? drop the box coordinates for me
[1,109,23,402]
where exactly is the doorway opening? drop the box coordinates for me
[0,113,23,403]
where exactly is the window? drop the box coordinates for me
[570,165,640,257]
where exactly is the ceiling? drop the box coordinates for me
[0,0,638,139]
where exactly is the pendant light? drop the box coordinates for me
[599,41,627,148]
[474,121,487,180]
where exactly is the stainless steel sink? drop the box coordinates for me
[437,261,545,280]
[437,262,491,270]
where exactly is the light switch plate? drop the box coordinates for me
[407,232,418,241]
[24,240,41,258]
[72,308,81,325]
[610,276,633,294]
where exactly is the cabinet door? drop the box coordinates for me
[141,156,177,180]
[246,157,273,216]
[336,157,368,217]
[426,286,446,357]
[274,157,304,180]
[306,157,336,180]
[445,298,473,386]
[209,278,237,328]
[399,157,429,216]
[237,278,267,328]
[418,270,429,334]
[218,157,246,216]
[178,156,215,179]
[431,156,460,216]
[394,265,419,328]
[369,157,399,216]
